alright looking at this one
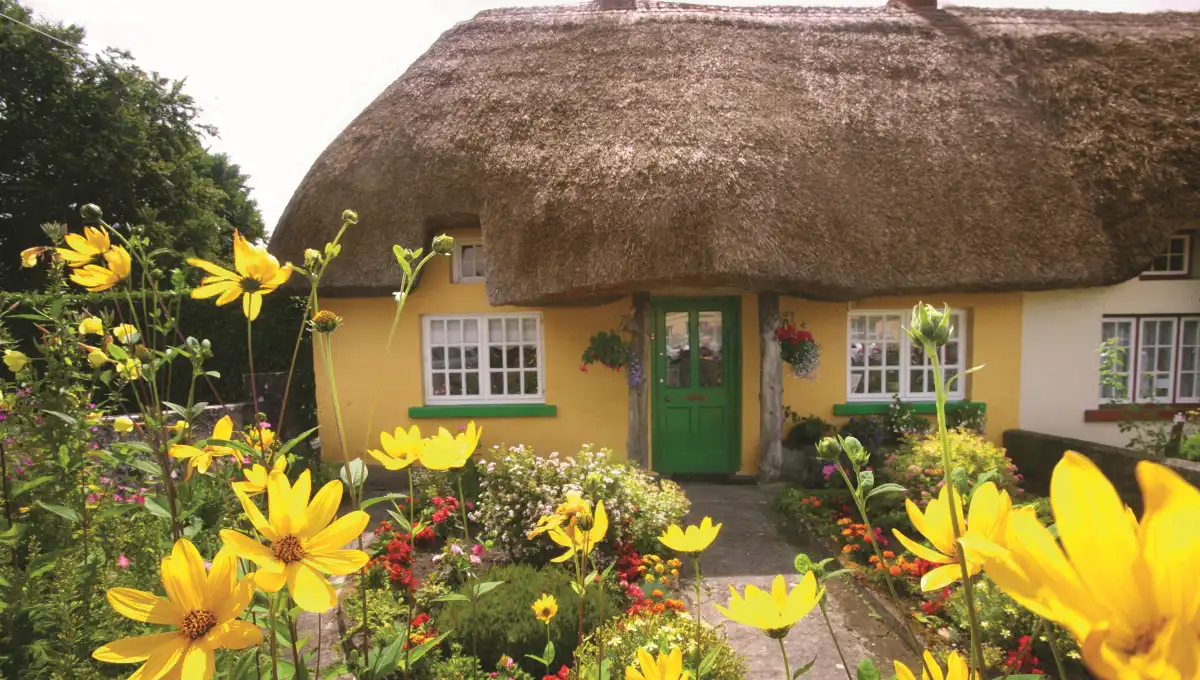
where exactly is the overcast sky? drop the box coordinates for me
[21,0,1200,232]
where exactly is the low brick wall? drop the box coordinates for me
[1003,428,1200,513]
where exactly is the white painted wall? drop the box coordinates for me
[1019,278,1200,446]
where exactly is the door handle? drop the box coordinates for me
[664,396,671,402]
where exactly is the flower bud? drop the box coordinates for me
[310,309,343,334]
[40,222,66,241]
[432,234,455,255]
[303,248,322,268]
[793,552,823,578]
[80,204,103,224]
[341,209,359,226]
[908,302,952,349]
[842,436,869,466]
[815,436,842,460]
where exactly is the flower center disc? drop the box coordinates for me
[272,534,304,563]
[239,276,264,293]
[181,609,218,640]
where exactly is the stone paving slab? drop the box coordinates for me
[678,482,914,680]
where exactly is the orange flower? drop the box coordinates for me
[883,550,896,559]
[842,545,854,554]
[869,555,880,563]
[889,565,902,576]
[842,529,853,536]
[651,589,664,599]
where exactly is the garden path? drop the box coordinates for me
[678,482,913,680]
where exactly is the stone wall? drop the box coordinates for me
[1003,428,1200,513]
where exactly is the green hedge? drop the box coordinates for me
[0,290,314,422]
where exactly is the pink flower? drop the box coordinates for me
[822,464,837,481]
[469,554,481,564]
[116,555,131,568]
[450,543,463,555]
[471,544,486,557]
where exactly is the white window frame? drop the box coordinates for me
[1144,233,1191,276]
[452,238,486,283]
[423,312,545,405]
[1099,314,1200,405]
[1099,317,1135,402]
[845,309,966,402]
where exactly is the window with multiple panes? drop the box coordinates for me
[1100,315,1200,404]
[846,310,966,401]
[452,240,486,283]
[1144,233,1191,276]
[423,314,543,404]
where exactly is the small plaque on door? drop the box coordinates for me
[684,394,707,402]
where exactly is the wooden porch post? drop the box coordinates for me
[758,291,783,482]
[627,292,651,468]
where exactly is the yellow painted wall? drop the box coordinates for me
[312,231,629,463]
[779,294,1024,444]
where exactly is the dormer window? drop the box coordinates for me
[452,239,486,283]
[1145,233,1191,276]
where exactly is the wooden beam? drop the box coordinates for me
[627,292,651,469]
[758,291,783,482]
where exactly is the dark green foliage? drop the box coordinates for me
[0,290,313,418]
[839,416,887,453]
[436,564,622,674]
[884,396,931,441]
[945,401,987,433]
[784,414,834,448]
[0,0,264,292]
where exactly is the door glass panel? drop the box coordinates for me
[698,311,723,387]
[664,311,691,388]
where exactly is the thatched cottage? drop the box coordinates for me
[271,0,1199,477]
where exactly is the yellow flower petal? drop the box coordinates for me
[302,549,369,576]
[306,510,369,554]
[186,258,237,281]
[921,564,969,592]
[178,645,213,680]
[243,292,263,321]
[219,529,281,571]
[189,280,236,300]
[106,588,184,626]
[299,479,343,541]
[93,631,184,664]
[892,528,953,565]
[205,620,262,651]
[286,562,337,613]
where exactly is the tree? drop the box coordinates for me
[0,0,264,291]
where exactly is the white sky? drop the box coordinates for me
[21,0,1200,233]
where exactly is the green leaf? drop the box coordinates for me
[543,640,555,665]
[144,496,173,519]
[866,483,907,500]
[400,631,450,668]
[857,470,875,496]
[823,568,852,582]
[161,401,194,420]
[124,457,164,477]
[856,658,881,680]
[277,426,319,458]
[699,648,721,675]
[44,410,78,426]
[320,663,350,680]
[198,438,256,457]
[434,593,470,603]
[472,580,504,598]
[792,656,817,679]
[950,467,970,496]
[946,364,985,392]
[107,342,129,361]
[525,654,547,666]
[10,476,55,500]
[570,581,583,595]
[27,548,73,579]
[36,501,81,524]
[385,509,412,533]
[113,440,155,455]
[0,524,25,547]
[362,492,407,510]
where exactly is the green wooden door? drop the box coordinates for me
[651,297,741,474]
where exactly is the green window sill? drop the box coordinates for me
[832,401,985,416]
[408,404,558,419]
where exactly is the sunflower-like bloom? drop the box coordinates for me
[626,647,690,680]
[895,650,980,680]
[659,517,722,554]
[891,482,1011,592]
[532,593,558,624]
[528,490,592,541]
[368,425,423,470]
[92,539,261,680]
[546,501,608,563]
[960,451,1200,680]
[244,424,275,453]
[170,415,237,478]
[234,456,287,497]
[57,226,111,267]
[221,469,369,612]
[187,231,292,322]
[716,572,824,639]
[420,422,482,471]
[70,246,131,292]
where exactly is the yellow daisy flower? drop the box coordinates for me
[626,647,690,680]
[895,651,979,680]
[70,246,131,292]
[961,452,1200,680]
[892,482,1012,592]
[92,540,260,680]
[187,231,292,321]
[169,415,237,477]
[420,422,481,471]
[532,593,558,624]
[716,572,824,639]
[220,469,369,612]
[3,350,29,374]
[233,455,287,497]
[78,316,104,336]
[368,425,423,470]
[659,516,722,554]
[547,501,608,563]
[56,226,111,267]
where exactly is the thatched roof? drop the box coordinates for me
[272,1,1200,305]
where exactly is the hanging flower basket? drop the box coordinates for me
[581,329,643,386]
[776,313,820,379]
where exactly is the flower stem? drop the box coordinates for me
[1001,618,1043,680]
[402,472,415,680]
[458,474,478,657]
[547,622,554,677]
[275,290,314,437]
[778,636,792,680]
[693,555,703,680]
[1044,624,1071,680]
[362,291,407,456]
[929,349,984,675]
[267,591,281,680]
[818,599,854,680]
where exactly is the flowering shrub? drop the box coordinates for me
[884,428,1021,503]
[475,444,689,560]
[571,609,747,680]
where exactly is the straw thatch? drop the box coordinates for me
[271,1,1200,305]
